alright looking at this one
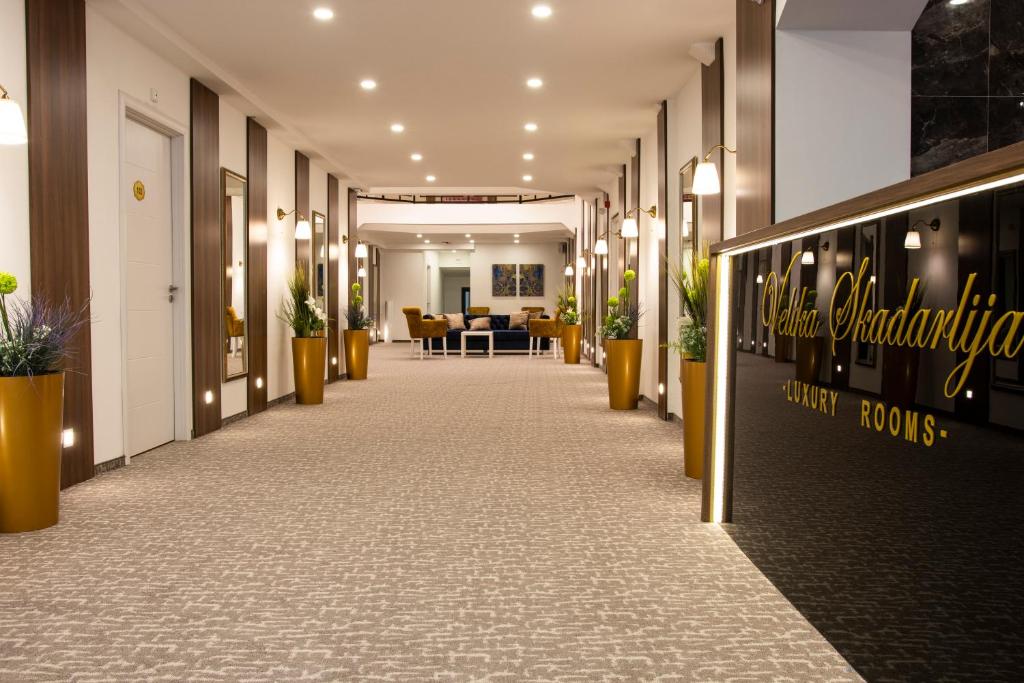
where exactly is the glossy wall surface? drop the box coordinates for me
[726,180,1024,680]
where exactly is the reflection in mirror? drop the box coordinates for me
[222,169,247,381]
[854,222,878,367]
[312,211,328,315]
[679,158,699,286]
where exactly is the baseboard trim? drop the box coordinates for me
[222,411,248,427]
[94,456,126,476]
[268,392,296,408]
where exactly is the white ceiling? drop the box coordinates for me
[776,0,928,30]
[103,0,734,195]
[359,223,571,251]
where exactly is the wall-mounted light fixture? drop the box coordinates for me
[576,255,587,268]
[755,273,764,284]
[0,84,28,145]
[905,218,940,249]
[277,207,311,239]
[564,264,574,277]
[801,250,815,266]
[203,390,214,405]
[357,266,367,278]
[621,205,657,238]
[354,242,369,259]
[594,238,609,255]
[62,428,75,449]
[693,144,737,195]
[255,377,264,389]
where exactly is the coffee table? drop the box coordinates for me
[460,330,494,358]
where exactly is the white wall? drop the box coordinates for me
[380,250,426,341]
[0,0,29,292]
[468,242,566,314]
[86,6,192,464]
[637,126,660,403]
[266,132,297,400]
[774,30,911,221]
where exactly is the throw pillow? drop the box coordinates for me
[469,316,491,331]
[508,311,530,330]
[444,313,466,330]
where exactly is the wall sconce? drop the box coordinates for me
[354,242,369,259]
[905,218,940,250]
[564,264,574,277]
[576,255,587,268]
[693,144,737,195]
[357,266,367,277]
[621,206,657,238]
[0,84,28,145]
[755,273,764,284]
[594,238,609,255]
[801,250,815,265]
[277,207,311,239]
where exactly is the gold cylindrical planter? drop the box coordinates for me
[0,373,65,533]
[344,329,369,380]
[605,338,643,410]
[681,360,706,479]
[562,324,581,365]
[292,337,327,405]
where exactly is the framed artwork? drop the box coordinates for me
[519,263,544,297]
[492,263,516,296]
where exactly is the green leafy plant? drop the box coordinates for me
[665,243,709,361]
[599,269,642,339]
[558,287,580,325]
[278,267,326,338]
[345,282,374,330]
[0,272,88,377]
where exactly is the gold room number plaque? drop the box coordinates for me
[133,180,146,201]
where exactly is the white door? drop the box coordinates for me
[124,118,175,457]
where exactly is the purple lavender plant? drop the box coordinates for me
[0,273,88,377]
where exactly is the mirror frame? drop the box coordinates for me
[311,210,328,317]
[679,156,699,258]
[221,167,248,383]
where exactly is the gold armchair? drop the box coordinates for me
[466,306,490,315]
[225,306,244,356]
[402,306,448,359]
[528,314,563,359]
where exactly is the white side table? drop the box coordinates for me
[460,330,494,358]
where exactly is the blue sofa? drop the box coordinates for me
[423,314,550,353]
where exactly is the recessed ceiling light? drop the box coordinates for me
[410,153,423,161]
[470,239,475,244]
[949,0,970,4]
[359,78,377,90]
[524,122,538,132]
[424,239,431,244]
[425,175,436,182]
[523,152,534,161]
[451,249,456,253]
[416,233,423,238]
[465,233,471,238]
[514,233,520,238]
[531,4,552,19]
[522,174,533,182]
[514,239,520,244]
[526,77,544,89]
[390,123,405,133]
[312,7,334,21]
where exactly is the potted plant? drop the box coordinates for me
[599,269,643,410]
[667,244,708,479]
[279,267,327,404]
[0,272,87,533]
[344,282,373,380]
[795,289,824,383]
[559,288,582,365]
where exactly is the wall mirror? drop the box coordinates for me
[854,222,878,367]
[221,168,248,382]
[679,156,699,262]
[312,211,328,313]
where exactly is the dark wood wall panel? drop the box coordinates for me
[955,192,994,423]
[246,117,268,415]
[347,188,358,372]
[26,0,94,488]
[189,79,221,437]
[600,190,609,366]
[294,151,310,270]
[617,170,626,286]
[702,38,725,244]
[327,174,341,383]
[736,0,775,234]
[629,141,640,340]
[657,100,669,419]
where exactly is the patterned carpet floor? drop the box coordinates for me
[0,343,858,681]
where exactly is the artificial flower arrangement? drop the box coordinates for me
[599,269,642,339]
[0,272,86,377]
[279,267,326,337]
[559,290,580,325]
[345,282,374,330]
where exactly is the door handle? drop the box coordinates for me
[168,284,178,302]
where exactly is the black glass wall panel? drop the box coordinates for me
[727,181,1024,681]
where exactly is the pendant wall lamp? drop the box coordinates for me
[277,207,311,240]
[0,84,28,145]
[564,264,574,277]
[593,205,657,254]
[693,144,737,195]
[905,218,940,249]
